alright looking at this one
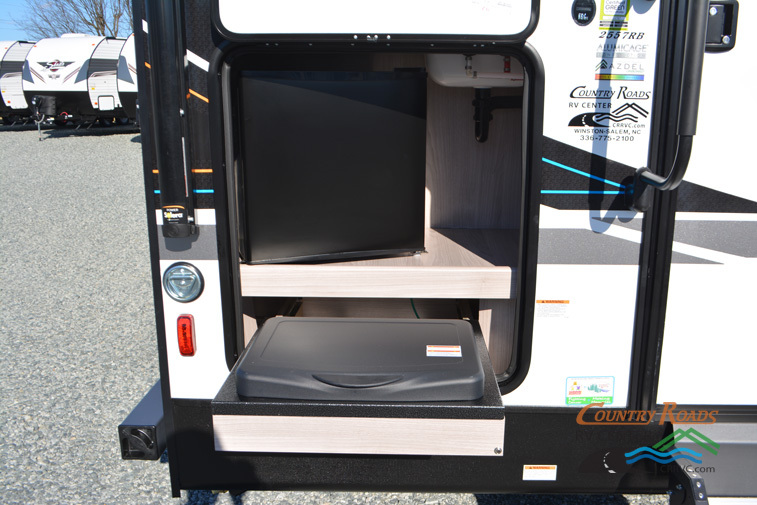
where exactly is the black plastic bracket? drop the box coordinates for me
[669,458,709,505]
[472,89,522,143]
[627,135,694,212]
[119,381,166,460]
[705,0,738,53]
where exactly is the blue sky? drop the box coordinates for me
[0,0,31,41]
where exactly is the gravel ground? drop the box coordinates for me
[0,124,669,505]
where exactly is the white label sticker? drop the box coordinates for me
[523,464,557,481]
[426,345,462,357]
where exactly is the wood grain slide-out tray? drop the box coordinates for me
[212,321,505,457]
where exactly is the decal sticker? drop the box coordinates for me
[596,41,649,61]
[426,345,462,357]
[566,376,614,405]
[567,93,651,145]
[597,1,647,80]
[595,59,645,81]
[39,60,75,71]
[535,300,570,319]
[162,206,187,225]
[39,60,75,80]
[523,464,558,481]
[560,0,655,157]
[569,102,648,142]
[599,0,629,30]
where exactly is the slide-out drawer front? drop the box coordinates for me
[213,414,505,457]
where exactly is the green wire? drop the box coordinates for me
[410,299,420,319]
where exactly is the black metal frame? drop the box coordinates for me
[627,0,684,413]
[168,400,671,494]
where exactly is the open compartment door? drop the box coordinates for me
[213,0,538,42]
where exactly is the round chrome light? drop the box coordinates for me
[163,263,204,303]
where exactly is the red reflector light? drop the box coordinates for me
[177,315,195,356]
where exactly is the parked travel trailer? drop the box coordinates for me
[122,0,755,502]
[0,41,34,124]
[22,34,129,124]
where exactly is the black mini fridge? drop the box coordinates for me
[236,69,428,264]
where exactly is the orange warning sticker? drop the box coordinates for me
[536,300,571,319]
[523,464,557,481]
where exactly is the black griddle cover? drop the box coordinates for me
[236,318,485,402]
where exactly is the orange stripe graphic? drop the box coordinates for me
[188,89,209,103]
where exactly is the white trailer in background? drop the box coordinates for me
[116,34,138,122]
[22,34,128,124]
[0,41,35,124]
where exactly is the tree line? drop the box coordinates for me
[14,0,133,40]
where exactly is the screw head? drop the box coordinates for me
[494,447,502,454]
[710,6,719,16]
[723,35,731,45]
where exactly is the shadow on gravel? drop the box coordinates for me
[42,124,140,138]
[476,495,630,505]
[0,123,39,131]
[0,123,140,138]
[184,490,244,505]
[175,492,635,505]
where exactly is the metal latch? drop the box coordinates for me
[706,1,738,52]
